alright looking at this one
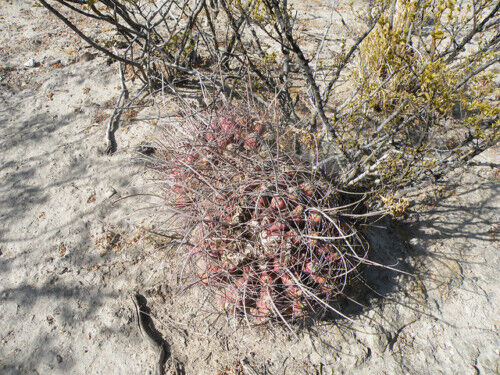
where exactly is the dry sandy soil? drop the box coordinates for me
[1,1,498,374]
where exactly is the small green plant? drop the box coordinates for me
[336,0,499,197]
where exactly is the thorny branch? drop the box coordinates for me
[39,0,498,199]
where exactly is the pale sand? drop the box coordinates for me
[0,1,498,374]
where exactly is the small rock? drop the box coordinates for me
[105,187,117,199]
[422,227,441,236]
[409,238,420,247]
[47,59,61,67]
[56,354,63,363]
[23,58,39,68]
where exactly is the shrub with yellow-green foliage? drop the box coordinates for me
[328,0,499,201]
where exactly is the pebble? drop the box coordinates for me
[409,238,420,247]
[105,187,117,199]
[23,58,38,68]
[47,59,62,67]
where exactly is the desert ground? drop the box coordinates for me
[0,1,498,374]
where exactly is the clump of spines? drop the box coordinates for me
[153,106,369,324]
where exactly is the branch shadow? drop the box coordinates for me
[0,94,147,374]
